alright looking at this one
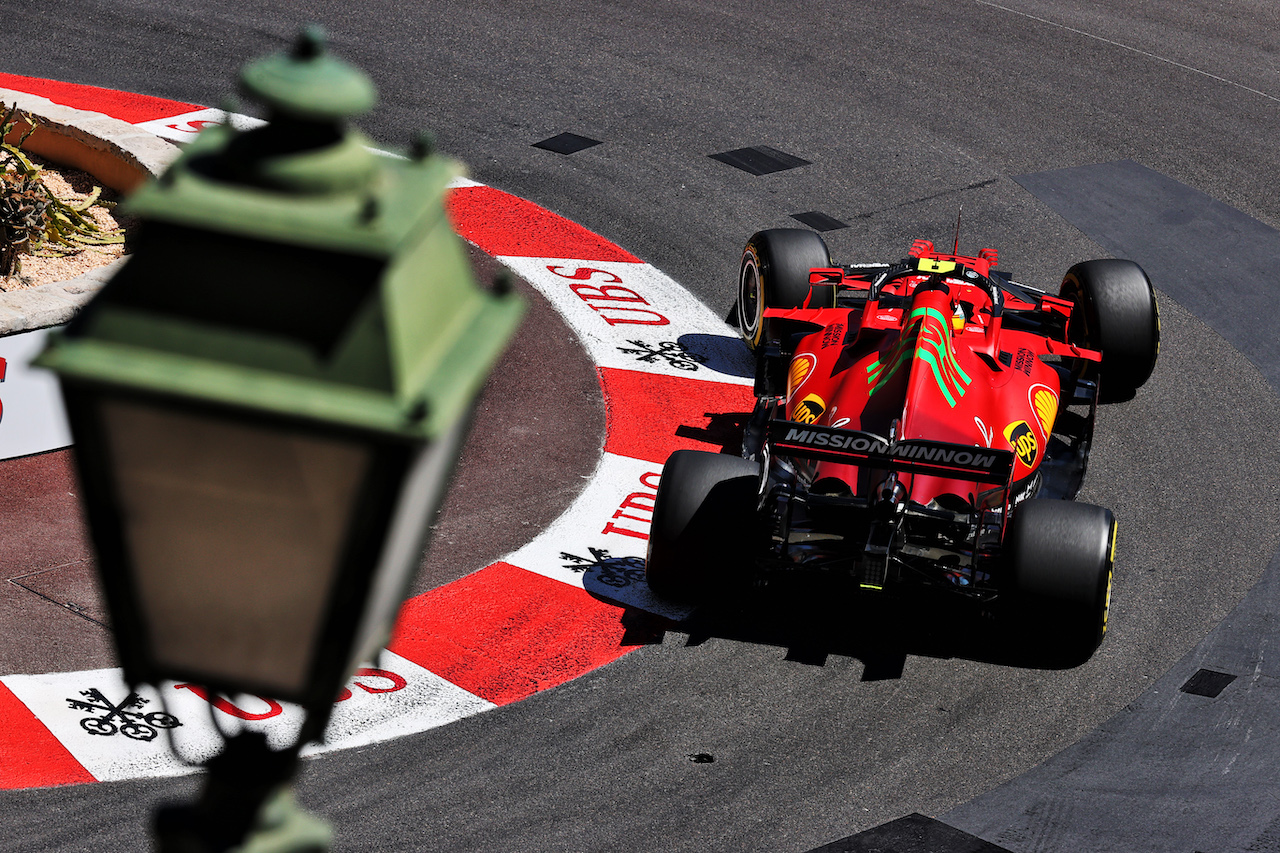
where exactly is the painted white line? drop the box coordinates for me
[133,108,266,144]
[1,651,492,782]
[976,0,1280,106]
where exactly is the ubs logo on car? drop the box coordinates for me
[1003,420,1038,467]
[792,394,826,424]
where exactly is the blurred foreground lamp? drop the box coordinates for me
[36,26,522,853]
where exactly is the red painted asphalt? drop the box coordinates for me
[0,75,755,788]
[0,72,200,124]
[448,186,642,264]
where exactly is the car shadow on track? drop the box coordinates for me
[673,412,750,455]
[588,570,1095,678]
[674,332,755,381]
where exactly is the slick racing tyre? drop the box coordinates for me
[1060,259,1160,402]
[646,450,761,603]
[1005,498,1116,666]
[738,228,833,352]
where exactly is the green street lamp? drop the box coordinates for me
[36,26,522,853]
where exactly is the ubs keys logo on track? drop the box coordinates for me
[67,688,180,741]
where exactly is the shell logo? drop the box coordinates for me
[1030,385,1058,438]
[788,353,816,397]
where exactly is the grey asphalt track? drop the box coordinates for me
[4,2,1280,851]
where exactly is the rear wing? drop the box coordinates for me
[769,420,1014,484]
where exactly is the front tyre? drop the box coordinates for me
[646,450,761,603]
[1005,498,1117,666]
[738,228,833,352]
[1060,259,1160,402]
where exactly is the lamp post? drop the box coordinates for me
[36,27,522,853]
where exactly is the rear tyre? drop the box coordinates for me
[737,228,833,352]
[646,450,762,603]
[1005,498,1116,665]
[1060,259,1160,402]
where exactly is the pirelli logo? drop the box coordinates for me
[770,421,1014,483]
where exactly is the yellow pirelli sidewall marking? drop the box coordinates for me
[1102,568,1113,636]
[1103,519,1117,637]
[743,246,765,347]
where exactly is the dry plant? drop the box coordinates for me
[1,103,124,280]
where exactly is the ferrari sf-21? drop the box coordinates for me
[645,229,1159,660]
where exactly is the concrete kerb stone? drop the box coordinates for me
[0,88,180,336]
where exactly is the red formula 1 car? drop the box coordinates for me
[646,228,1159,661]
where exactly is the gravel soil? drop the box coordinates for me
[1,153,128,291]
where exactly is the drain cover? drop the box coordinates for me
[791,211,848,231]
[533,132,601,155]
[1180,668,1237,698]
[709,145,810,175]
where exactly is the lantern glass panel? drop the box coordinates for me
[348,413,468,667]
[98,398,372,695]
